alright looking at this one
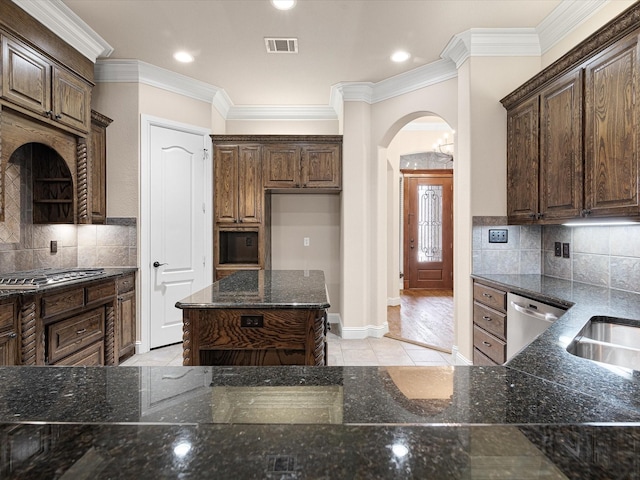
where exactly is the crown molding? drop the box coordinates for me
[95,59,234,116]
[441,28,541,68]
[536,0,608,53]
[226,105,338,121]
[11,0,113,61]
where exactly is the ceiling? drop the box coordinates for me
[60,0,564,108]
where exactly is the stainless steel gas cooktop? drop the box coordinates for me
[0,268,105,290]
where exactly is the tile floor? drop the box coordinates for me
[120,332,454,367]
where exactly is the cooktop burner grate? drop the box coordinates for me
[0,268,105,290]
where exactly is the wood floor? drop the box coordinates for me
[385,289,454,353]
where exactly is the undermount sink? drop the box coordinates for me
[567,316,640,371]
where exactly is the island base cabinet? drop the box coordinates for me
[182,308,327,366]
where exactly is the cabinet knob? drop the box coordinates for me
[581,209,592,217]
[8,332,17,339]
[54,113,62,120]
[482,293,492,298]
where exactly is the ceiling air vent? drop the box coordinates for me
[265,37,298,53]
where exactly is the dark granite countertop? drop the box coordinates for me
[472,274,640,413]
[175,269,330,309]
[0,365,639,478]
[0,267,137,300]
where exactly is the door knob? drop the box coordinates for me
[153,261,168,268]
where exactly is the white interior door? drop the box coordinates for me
[148,123,209,349]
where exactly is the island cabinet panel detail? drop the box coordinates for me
[0,300,18,365]
[501,4,640,224]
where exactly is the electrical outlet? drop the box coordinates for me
[562,242,570,258]
[303,237,310,247]
[50,240,57,254]
[488,229,508,243]
[554,242,562,257]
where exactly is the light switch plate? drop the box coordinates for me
[562,243,570,258]
[488,229,508,243]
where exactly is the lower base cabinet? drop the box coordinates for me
[116,274,136,363]
[472,280,508,365]
[0,301,18,365]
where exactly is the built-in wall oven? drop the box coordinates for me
[507,293,567,360]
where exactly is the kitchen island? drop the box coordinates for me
[175,270,330,366]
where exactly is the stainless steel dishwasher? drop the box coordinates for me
[507,293,567,360]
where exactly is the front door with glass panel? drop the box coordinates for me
[403,171,453,289]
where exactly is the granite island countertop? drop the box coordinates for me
[175,269,330,310]
[0,365,639,478]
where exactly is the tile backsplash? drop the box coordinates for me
[0,221,137,273]
[473,217,640,295]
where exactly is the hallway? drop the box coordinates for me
[385,289,454,353]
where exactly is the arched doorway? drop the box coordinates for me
[385,115,455,352]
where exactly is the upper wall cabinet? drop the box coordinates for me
[1,33,91,134]
[90,110,113,224]
[501,2,640,224]
[584,34,640,218]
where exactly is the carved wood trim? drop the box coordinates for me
[501,2,640,108]
[20,301,37,365]
[211,135,343,144]
[105,304,115,365]
[91,110,113,128]
[76,137,88,222]
[182,314,192,366]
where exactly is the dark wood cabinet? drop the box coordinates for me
[214,144,262,224]
[502,3,640,224]
[90,110,113,224]
[263,141,341,190]
[0,301,18,366]
[1,33,91,134]
[506,69,583,223]
[584,33,640,218]
[116,273,136,362]
[472,280,507,365]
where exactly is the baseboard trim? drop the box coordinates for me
[340,322,389,339]
[452,345,472,366]
[387,297,401,306]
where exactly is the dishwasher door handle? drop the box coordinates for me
[510,301,558,322]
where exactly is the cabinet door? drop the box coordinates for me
[52,67,91,133]
[263,144,301,188]
[214,145,239,223]
[539,69,583,221]
[506,97,539,223]
[90,114,110,224]
[1,35,51,117]
[0,331,18,366]
[584,34,640,218]
[237,145,262,223]
[118,290,136,362]
[301,144,341,189]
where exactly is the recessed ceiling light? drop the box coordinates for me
[173,51,194,63]
[271,0,296,10]
[391,50,410,63]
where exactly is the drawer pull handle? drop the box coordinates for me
[76,328,87,335]
[482,293,492,298]
[482,341,491,347]
[482,316,492,321]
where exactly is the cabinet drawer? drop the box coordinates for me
[473,301,507,340]
[198,310,307,350]
[473,325,506,364]
[0,303,15,330]
[117,274,135,294]
[53,341,104,366]
[473,347,498,366]
[473,283,507,313]
[41,287,84,318]
[48,307,105,363]
[86,281,116,305]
